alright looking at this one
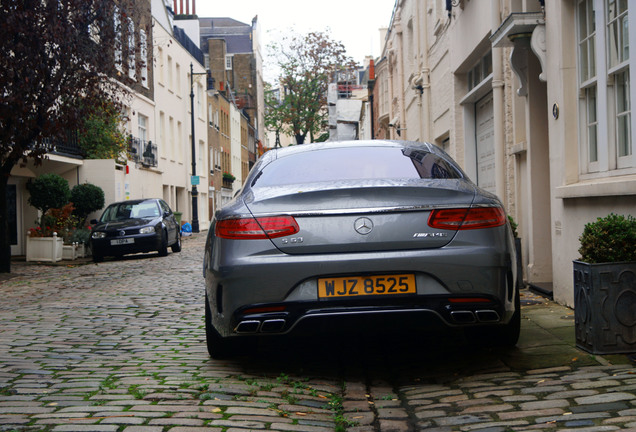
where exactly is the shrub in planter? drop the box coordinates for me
[574,213,636,354]
[71,183,105,227]
[26,173,71,227]
[578,213,636,263]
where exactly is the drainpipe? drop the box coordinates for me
[397,27,406,139]
[415,0,430,141]
[492,0,506,201]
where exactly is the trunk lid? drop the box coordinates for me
[244,179,476,254]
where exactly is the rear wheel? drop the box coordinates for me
[205,292,243,359]
[466,289,520,347]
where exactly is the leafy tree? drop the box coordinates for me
[267,30,358,144]
[0,0,146,272]
[71,183,105,226]
[26,174,71,226]
[264,83,287,149]
[79,102,129,160]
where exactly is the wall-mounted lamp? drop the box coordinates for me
[388,123,407,137]
[445,0,461,18]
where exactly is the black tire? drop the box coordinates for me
[92,253,103,263]
[205,292,241,359]
[171,232,182,253]
[502,287,522,346]
[158,231,168,257]
[465,289,521,347]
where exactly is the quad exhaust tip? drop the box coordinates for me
[235,310,501,333]
[235,319,287,334]
[235,320,260,333]
[450,310,500,324]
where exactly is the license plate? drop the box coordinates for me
[318,274,416,298]
[110,238,134,246]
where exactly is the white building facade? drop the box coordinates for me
[377,0,635,306]
[152,0,208,229]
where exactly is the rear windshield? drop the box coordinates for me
[253,147,462,187]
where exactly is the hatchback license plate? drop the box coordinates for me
[111,238,134,246]
[318,274,416,298]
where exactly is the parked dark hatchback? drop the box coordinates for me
[90,198,181,262]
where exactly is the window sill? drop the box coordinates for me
[555,174,636,199]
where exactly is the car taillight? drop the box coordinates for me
[428,207,506,230]
[215,216,299,239]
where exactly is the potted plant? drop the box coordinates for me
[223,172,236,183]
[573,213,636,354]
[67,226,92,258]
[25,174,71,262]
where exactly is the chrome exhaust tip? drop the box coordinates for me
[450,310,476,324]
[235,320,260,333]
[261,319,286,333]
[475,310,500,322]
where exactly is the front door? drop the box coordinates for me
[475,93,496,195]
[8,183,22,256]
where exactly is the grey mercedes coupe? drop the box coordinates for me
[203,140,520,358]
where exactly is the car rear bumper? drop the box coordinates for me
[229,297,508,336]
[205,246,517,337]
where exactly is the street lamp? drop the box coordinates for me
[189,62,208,233]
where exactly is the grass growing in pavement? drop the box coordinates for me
[128,384,147,399]
[193,372,360,430]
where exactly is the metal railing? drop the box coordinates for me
[129,135,157,168]
[41,132,84,158]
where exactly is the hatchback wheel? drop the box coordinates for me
[171,232,182,253]
[158,231,168,256]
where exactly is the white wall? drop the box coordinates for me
[230,103,242,194]
[153,17,209,229]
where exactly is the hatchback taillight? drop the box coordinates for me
[215,216,299,239]
[428,207,506,230]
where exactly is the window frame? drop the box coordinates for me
[576,0,635,176]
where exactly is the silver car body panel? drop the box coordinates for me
[204,140,518,339]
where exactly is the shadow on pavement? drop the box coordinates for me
[219,290,631,382]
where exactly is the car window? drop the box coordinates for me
[100,202,160,222]
[253,147,462,187]
[159,200,171,214]
[101,203,133,222]
[130,202,160,218]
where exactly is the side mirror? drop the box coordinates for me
[90,219,98,225]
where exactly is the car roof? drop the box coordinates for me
[259,140,439,164]
[107,198,160,206]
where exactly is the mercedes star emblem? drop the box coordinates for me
[354,217,373,235]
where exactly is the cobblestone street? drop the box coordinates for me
[2,232,636,432]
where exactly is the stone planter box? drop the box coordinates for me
[26,234,63,262]
[62,243,86,260]
[573,260,636,354]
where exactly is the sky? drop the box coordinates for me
[196,0,396,79]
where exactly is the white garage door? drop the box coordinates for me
[475,93,495,194]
